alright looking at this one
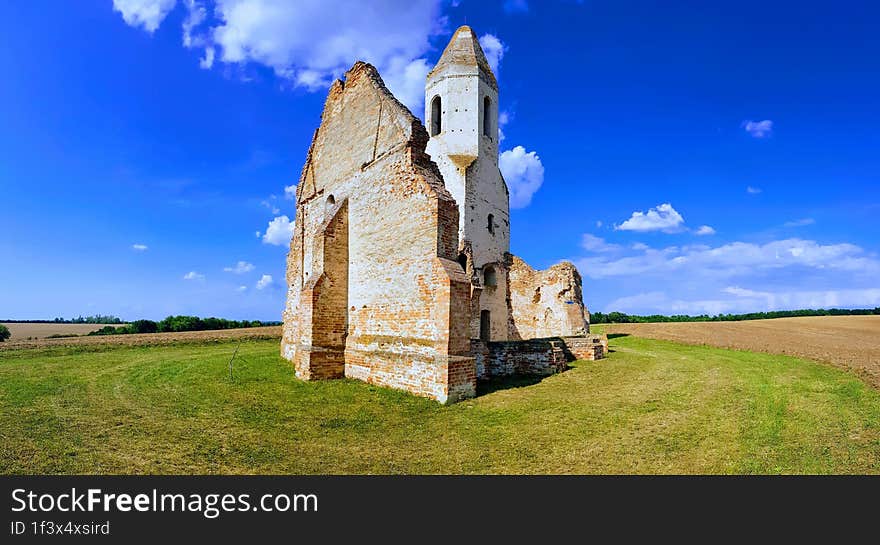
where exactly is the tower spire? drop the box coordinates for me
[428,25,497,89]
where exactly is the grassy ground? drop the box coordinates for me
[1,335,879,474]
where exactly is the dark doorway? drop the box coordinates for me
[480,310,491,341]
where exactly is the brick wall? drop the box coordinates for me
[281,62,475,403]
[508,255,591,340]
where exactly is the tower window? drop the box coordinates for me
[483,266,497,287]
[483,96,491,137]
[487,213,494,234]
[431,96,442,136]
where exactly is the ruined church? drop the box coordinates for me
[282,26,606,403]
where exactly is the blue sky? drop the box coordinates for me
[1,0,878,321]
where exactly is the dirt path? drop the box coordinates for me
[604,316,880,388]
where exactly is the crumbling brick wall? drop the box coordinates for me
[471,338,568,379]
[560,335,608,361]
[507,255,590,340]
[281,62,475,403]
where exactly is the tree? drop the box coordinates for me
[0,324,10,342]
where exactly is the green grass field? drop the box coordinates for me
[1,334,879,474]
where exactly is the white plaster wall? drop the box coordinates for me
[425,73,509,269]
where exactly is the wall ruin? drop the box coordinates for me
[281,62,475,403]
[508,255,590,340]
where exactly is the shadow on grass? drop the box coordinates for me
[477,374,553,396]
[607,333,630,339]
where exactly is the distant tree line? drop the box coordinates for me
[2,315,124,324]
[591,308,880,324]
[88,315,281,336]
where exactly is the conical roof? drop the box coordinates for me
[427,25,497,88]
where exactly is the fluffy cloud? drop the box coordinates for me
[581,234,621,253]
[478,34,506,75]
[183,271,205,281]
[695,225,716,236]
[262,215,294,246]
[380,58,433,116]
[742,119,773,138]
[256,274,273,290]
[576,238,880,280]
[224,261,255,274]
[747,186,762,194]
[607,287,880,315]
[112,0,177,32]
[182,0,207,47]
[497,110,510,141]
[616,203,685,233]
[261,197,280,215]
[236,285,247,292]
[784,218,815,228]
[284,184,297,200]
[132,0,446,114]
[499,146,544,209]
[132,243,149,251]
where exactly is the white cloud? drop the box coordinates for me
[132,244,149,251]
[183,271,205,281]
[284,184,297,200]
[722,286,880,310]
[747,186,762,194]
[631,242,649,251]
[236,285,248,292]
[113,0,447,114]
[499,146,544,209]
[607,287,880,315]
[784,218,815,228]
[478,34,507,75]
[256,274,273,290]
[224,260,255,274]
[261,197,280,215]
[576,238,880,280]
[381,58,433,116]
[214,0,444,114]
[262,215,294,246]
[200,46,216,69]
[742,119,773,138]
[113,0,177,32]
[616,203,685,233]
[581,234,621,253]
[182,0,207,47]
[497,110,510,141]
[695,225,716,236]
[255,230,261,238]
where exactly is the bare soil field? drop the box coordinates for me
[0,322,126,341]
[0,326,281,350]
[604,316,880,388]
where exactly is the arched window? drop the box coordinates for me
[487,213,494,234]
[431,96,442,136]
[483,96,491,137]
[327,194,336,206]
[483,266,497,287]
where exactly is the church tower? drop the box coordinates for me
[426,26,511,342]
